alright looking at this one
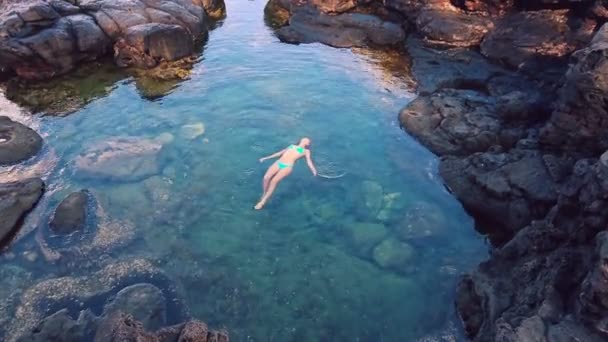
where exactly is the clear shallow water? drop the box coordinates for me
[1,0,486,340]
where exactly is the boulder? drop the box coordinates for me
[276,9,405,48]
[372,238,415,271]
[74,137,164,182]
[416,8,492,47]
[50,190,89,234]
[344,222,388,257]
[16,309,99,342]
[0,116,43,165]
[0,0,223,80]
[114,23,195,69]
[540,24,608,155]
[0,178,44,248]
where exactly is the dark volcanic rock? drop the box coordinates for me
[114,23,195,69]
[540,23,608,155]
[0,178,44,248]
[399,89,527,156]
[440,149,558,243]
[480,10,593,71]
[50,190,89,234]
[276,9,406,48]
[0,116,43,165]
[0,0,224,80]
[416,8,492,47]
[579,231,608,334]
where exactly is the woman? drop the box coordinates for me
[255,137,317,210]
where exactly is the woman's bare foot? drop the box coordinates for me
[254,201,265,210]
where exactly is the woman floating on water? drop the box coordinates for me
[255,137,317,210]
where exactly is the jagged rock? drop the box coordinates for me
[440,149,557,242]
[0,178,44,248]
[197,0,226,19]
[416,8,492,47]
[276,9,406,48]
[579,231,608,335]
[74,137,164,182]
[540,23,608,155]
[0,116,43,165]
[50,190,89,234]
[399,89,525,156]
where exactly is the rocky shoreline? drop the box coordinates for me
[265,0,608,341]
[2,0,608,340]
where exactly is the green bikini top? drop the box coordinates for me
[289,144,305,154]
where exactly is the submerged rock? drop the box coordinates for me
[50,190,89,235]
[16,309,99,342]
[344,222,388,258]
[372,238,415,271]
[0,178,44,248]
[0,116,43,165]
[181,122,206,140]
[74,137,164,182]
[103,283,167,331]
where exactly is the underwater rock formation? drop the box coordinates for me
[2,258,195,341]
[74,136,165,183]
[0,116,43,165]
[50,190,89,234]
[0,0,225,80]
[0,178,44,248]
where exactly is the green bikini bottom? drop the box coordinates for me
[277,161,293,169]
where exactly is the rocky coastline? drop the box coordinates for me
[265,0,608,341]
[2,0,608,340]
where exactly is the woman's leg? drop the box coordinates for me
[262,163,280,195]
[255,168,292,209]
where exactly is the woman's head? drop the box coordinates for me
[299,137,311,147]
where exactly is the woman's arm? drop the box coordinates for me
[305,150,317,176]
[259,148,286,162]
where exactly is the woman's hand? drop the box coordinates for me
[259,157,266,163]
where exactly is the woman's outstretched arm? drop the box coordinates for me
[305,150,317,176]
[259,148,286,162]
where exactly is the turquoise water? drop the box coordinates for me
[1,0,486,340]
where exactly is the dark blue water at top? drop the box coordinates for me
[1,0,487,340]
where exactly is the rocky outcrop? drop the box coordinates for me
[50,190,89,234]
[266,0,407,48]
[0,116,43,165]
[276,9,406,47]
[0,0,225,80]
[74,136,165,182]
[416,6,492,47]
[0,178,44,248]
[540,22,608,155]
